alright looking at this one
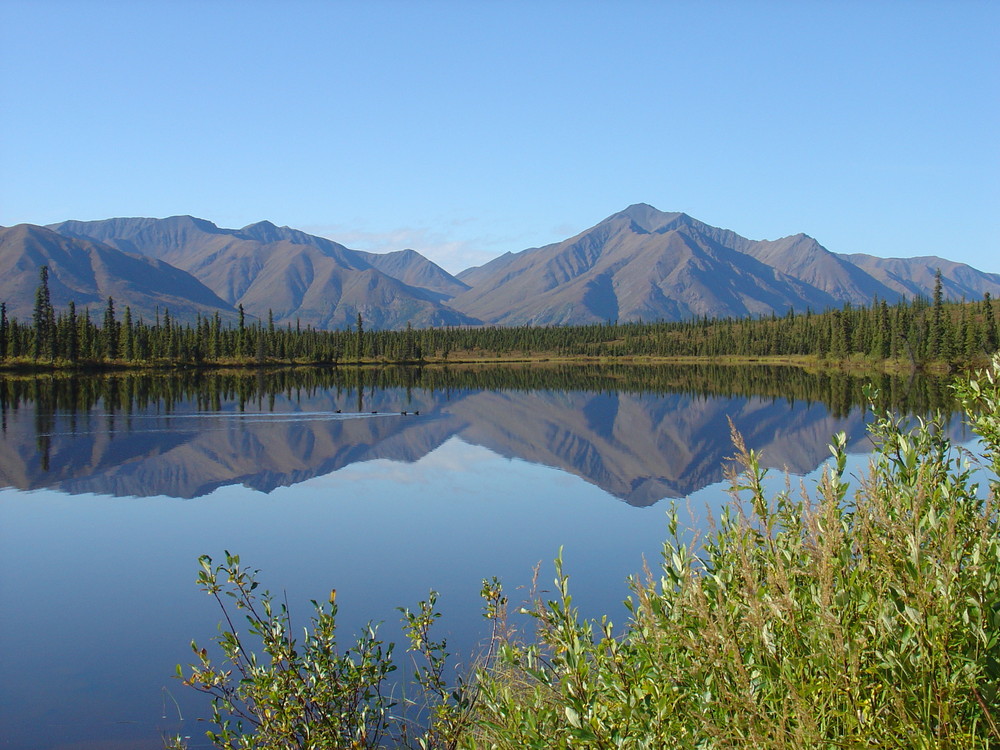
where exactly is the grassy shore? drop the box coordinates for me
[0,350,984,375]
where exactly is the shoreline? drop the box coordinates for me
[0,352,974,376]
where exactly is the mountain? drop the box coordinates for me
[449,205,840,325]
[741,233,900,305]
[455,250,521,288]
[358,248,470,302]
[0,224,238,323]
[842,253,1000,301]
[28,206,1000,329]
[48,216,479,330]
[235,221,471,301]
[451,204,1000,325]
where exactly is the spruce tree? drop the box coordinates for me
[79,309,92,359]
[876,300,891,359]
[929,269,945,360]
[211,313,221,359]
[66,301,79,362]
[103,296,118,359]
[985,293,998,352]
[356,312,364,360]
[121,306,134,361]
[0,302,7,360]
[33,265,55,360]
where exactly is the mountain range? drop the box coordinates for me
[0,204,996,329]
[0,223,237,324]
[451,206,1000,325]
[44,216,477,329]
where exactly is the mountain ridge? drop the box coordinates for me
[0,223,240,323]
[0,205,992,329]
[448,203,1000,325]
[43,216,480,329]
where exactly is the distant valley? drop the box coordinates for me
[1,204,997,329]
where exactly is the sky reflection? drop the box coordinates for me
[0,369,973,749]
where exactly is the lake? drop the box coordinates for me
[0,364,971,749]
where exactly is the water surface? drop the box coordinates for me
[0,365,967,749]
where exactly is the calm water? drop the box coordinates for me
[0,365,970,749]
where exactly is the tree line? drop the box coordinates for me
[2,266,998,367]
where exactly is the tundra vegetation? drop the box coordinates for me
[170,357,1000,749]
[3,267,999,369]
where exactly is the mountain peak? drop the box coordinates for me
[243,220,278,231]
[606,204,687,234]
[160,215,222,232]
[621,202,659,213]
[234,220,340,250]
[235,219,287,242]
[236,220,287,243]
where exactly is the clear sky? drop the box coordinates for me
[1,0,997,274]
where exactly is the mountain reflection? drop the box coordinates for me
[0,365,963,505]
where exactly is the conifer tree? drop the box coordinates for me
[79,309,92,359]
[0,302,7,360]
[33,266,56,360]
[65,301,79,362]
[356,312,364,360]
[985,293,998,352]
[929,269,945,359]
[875,299,891,359]
[121,306,134,360]
[211,313,221,359]
[961,306,979,360]
[103,296,118,359]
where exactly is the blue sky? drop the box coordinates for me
[1,0,997,273]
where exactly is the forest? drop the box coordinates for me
[2,266,998,368]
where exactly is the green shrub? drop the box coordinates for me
[169,553,505,750]
[472,358,1000,749]
[174,553,400,748]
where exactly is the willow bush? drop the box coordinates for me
[474,360,1000,749]
[174,357,1000,749]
